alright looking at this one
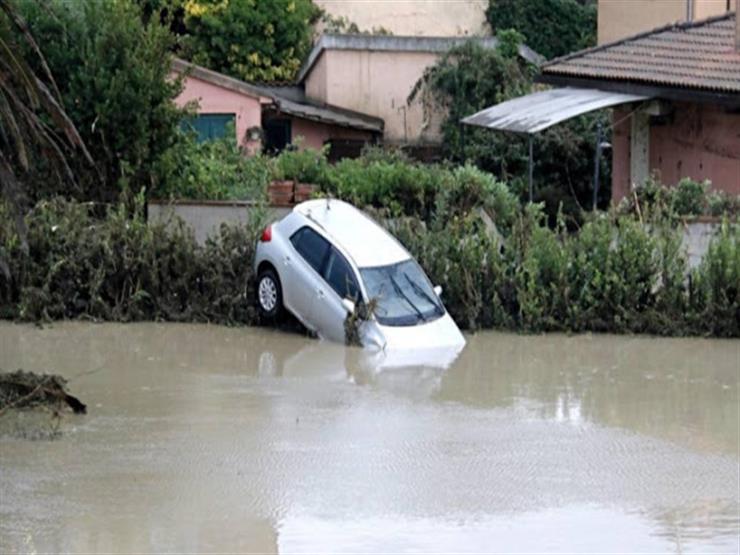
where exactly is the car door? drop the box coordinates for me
[285,226,331,328]
[309,246,361,343]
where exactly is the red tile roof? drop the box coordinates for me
[541,12,740,94]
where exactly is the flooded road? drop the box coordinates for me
[0,322,738,553]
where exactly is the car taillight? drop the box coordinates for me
[260,225,272,242]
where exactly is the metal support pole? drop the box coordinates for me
[528,134,534,203]
[592,123,602,211]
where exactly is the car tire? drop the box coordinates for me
[257,268,283,320]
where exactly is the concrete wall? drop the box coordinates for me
[612,102,740,203]
[694,0,737,19]
[598,0,735,44]
[306,49,446,144]
[148,202,722,269]
[315,0,490,37]
[683,220,722,269]
[148,201,291,245]
[175,74,263,153]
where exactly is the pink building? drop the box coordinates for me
[539,12,740,201]
[171,58,382,158]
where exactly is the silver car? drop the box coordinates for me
[254,199,465,352]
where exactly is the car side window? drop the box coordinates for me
[290,227,330,274]
[324,248,360,300]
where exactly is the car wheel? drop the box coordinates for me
[257,268,283,319]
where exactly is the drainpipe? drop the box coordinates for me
[686,0,693,21]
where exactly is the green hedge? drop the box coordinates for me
[1,196,737,337]
[390,208,738,337]
[0,194,265,325]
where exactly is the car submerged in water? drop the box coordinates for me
[254,199,465,355]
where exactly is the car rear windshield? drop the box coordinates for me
[360,259,444,327]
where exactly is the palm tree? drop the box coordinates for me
[0,0,92,253]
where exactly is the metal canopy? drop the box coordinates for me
[461,87,650,134]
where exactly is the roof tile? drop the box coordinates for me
[542,13,740,94]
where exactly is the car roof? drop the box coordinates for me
[293,199,410,268]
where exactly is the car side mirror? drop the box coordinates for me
[342,298,356,314]
[433,285,443,297]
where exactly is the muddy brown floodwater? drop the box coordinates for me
[0,322,738,553]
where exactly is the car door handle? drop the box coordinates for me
[283,255,291,266]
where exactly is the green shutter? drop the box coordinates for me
[181,114,235,143]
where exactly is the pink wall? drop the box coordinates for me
[175,74,264,153]
[611,102,740,203]
[649,103,740,195]
[611,107,632,203]
[290,117,374,150]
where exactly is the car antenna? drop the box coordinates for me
[326,197,331,210]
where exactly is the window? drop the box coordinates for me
[325,248,360,300]
[360,259,443,326]
[182,113,235,143]
[290,227,330,274]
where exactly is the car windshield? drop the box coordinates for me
[360,259,444,327]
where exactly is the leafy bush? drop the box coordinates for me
[152,129,272,200]
[618,176,739,220]
[275,143,330,184]
[180,0,320,83]
[409,39,611,223]
[0,194,266,325]
[1,196,737,337]
[689,221,740,337]
[671,178,708,217]
[486,0,597,60]
[18,0,183,202]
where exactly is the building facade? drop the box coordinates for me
[314,0,490,37]
[541,12,740,200]
[598,0,736,43]
[172,59,382,157]
[298,35,542,146]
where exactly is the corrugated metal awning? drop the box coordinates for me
[461,87,650,134]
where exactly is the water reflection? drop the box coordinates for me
[0,322,737,554]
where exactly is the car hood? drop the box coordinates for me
[360,312,466,358]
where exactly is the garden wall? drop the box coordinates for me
[148,200,291,244]
[149,200,721,266]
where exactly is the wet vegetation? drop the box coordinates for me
[1,172,737,337]
[0,369,85,415]
[0,192,266,325]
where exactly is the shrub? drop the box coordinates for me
[2,197,737,338]
[409,39,611,222]
[689,221,740,337]
[152,129,272,200]
[19,0,183,202]
[486,0,597,60]
[671,178,708,217]
[0,194,266,325]
[275,143,330,184]
[619,176,739,221]
[180,0,321,83]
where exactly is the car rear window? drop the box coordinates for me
[290,227,330,274]
[325,248,359,300]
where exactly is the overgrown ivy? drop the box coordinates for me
[486,0,597,61]
[179,0,321,83]
[409,37,611,225]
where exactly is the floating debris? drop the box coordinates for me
[0,370,86,416]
